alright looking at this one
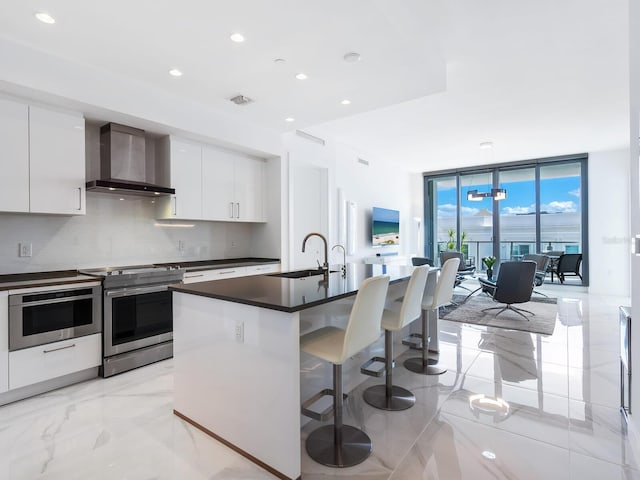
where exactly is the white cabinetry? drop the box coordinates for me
[182,267,247,284]
[0,292,9,394]
[0,98,29,213]
[245,264,280,276]
[0,99,86,215]
[9,333,101,390]
[202,146,265,222]
[162,138,202,220]
[157,136,265,222]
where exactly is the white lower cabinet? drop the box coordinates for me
[9,333,101,390]
[183,267,247,284]
[0,293,8,394]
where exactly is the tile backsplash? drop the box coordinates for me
[0,194,253,274]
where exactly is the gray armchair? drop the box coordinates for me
[479,261,537,319]
[439,251,475,292]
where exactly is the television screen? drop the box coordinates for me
[372,207,400,246]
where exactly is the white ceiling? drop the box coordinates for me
[0,0,630,172]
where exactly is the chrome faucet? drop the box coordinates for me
[332,244,347,276]
[302,233,329,275]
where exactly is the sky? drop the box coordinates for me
[436,176,581,218]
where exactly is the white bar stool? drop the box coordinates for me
[404,257,459,375]
[300,275,390,468]
[361,265,430,411]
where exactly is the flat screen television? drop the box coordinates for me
[372,207,400,247]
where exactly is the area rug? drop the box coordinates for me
[441,294,557,336]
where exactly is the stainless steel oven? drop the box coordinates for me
[80,266,184,377]
[9,284,102,351]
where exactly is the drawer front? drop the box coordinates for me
[9,333,101,390]
[245,264,280,276]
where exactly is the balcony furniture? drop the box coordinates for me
[479,261,537,320]
[404,257,460,375]
[362,266,430,411]
[550,253,582,284]
[522,253,551,296]
[439,251,476,293]
[300,274,390,467]
[411,257,434,267]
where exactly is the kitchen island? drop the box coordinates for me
[170,264,429,480]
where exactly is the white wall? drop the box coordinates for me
[0,195,260,274]
[587,148,631,295]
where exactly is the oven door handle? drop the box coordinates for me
[105,285,170,298]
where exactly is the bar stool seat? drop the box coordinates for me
[301,274,390,468]
[361,265,430,411]
[404,257,459,376]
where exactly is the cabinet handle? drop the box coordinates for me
[218,270,236,275]
[229,202,234,218]
[43,343,76,354]
[185,274,204,279]
[77,187,82,211]
[172,197,178,216]
[236,202,240,219]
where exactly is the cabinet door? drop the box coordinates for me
[234,157,265,222]
[29,106,86,215]
[245,264,280,276]
[202,146,235,221]
[0,98,29,213]
[0,293,8,394]
[169,139,202,219]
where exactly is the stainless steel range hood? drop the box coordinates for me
[86,123,175,197]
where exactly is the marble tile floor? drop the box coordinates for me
[0,285,637,479]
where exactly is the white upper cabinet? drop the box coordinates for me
[161,138,203,220]
[0,99,85,215]
[202,146,265,222]
[0,98,29,213]
[158,137,265,222]
[29,106,86,215]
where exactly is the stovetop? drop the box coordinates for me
[80,265,185,288]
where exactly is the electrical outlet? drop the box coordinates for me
[19,242,32,257]
[235,321,244,343]
[178,240,185,252]
[231,240,237,248]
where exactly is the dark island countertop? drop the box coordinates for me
[170,263,414,313]
[0,270,99,291]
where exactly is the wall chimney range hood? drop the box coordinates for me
[86,123,175,197]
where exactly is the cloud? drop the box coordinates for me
[502,204,534,215]
[437,204,479,217]
[542,201,577,213]
[569,188,581,198]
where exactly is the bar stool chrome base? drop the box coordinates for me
[363,384,415,411]
[305,425,372,467]
[404,357,447,375]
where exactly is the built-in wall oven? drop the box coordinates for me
[80,266,184,377]
[9,284,102,351]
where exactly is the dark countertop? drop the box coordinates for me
[0,270,99,291]
[170,264,414,313]
[155,257,280,272]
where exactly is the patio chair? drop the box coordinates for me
[411,257,434,267]
[550,253,582,284]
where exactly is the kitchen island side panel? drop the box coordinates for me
[173,292,301,480]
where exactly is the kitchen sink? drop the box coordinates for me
[269,269,336,279]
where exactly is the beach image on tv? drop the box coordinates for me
[372,207,400,246]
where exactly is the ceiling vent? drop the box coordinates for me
[295,130,325,146]
[357,157,370,166]
[229,95,253,105]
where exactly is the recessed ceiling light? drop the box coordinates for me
[285,117,295,123]
[295,73,308,80]
[230,33,245,43]
[482,450,497,460]
[479,141,494,149]
[35,12,56,24]
[343,52,361,63]
[341,99,351,105]
[168,68,183,77]
[119,198,125,201]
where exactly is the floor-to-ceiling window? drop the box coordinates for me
[424,155,588,285]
